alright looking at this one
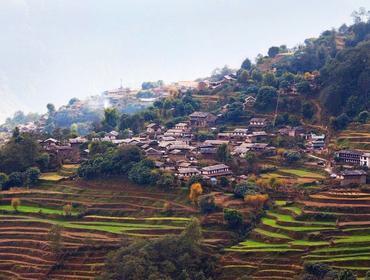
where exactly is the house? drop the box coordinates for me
[307,133,326,150]
[217,132,231,140]
[232,128,249,139]
[197,143,217,155]
[201,164,232,177]
[204,139,229,146]
[189,111,217,127]
[177,167,201,178]
[40,138,60,150]
[175,122,190,131]
[246,131,269,143]
[249,118,268,128]
[106,131,119,140]
[145,148,165,157]
[360,153,370,167]
[340,170,367,186]
[69,137,88,163]
[146,123,162,135]
[243,96,256,110]
[279,126,305,137]
[335,150,363,165]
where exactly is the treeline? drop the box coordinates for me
[78,143,175,190]
[98,218,217,280]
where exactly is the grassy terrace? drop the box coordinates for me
[0,214,186,235]
[0,205,77,215]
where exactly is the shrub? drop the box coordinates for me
[224,208,243,229]
[199,195,217,214]
[189,183,203,205]
[11,198,21,211]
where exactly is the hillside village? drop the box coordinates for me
[0,8,369,280]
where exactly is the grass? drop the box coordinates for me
[312,246,370,254]
[0,205,75,215]
[279,168,325,179]
[267,211,335,226]
[284,206,302,215]
[274,200,287,206]
[262,217,335,232]
[289,240,329,246]
[40,172,67,181]
[254,228,292,240]
[335,235,370,244]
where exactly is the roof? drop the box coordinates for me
[250,118,267,122]
[341,170,367,176]
[189,111,215,118]
[204,140,229,145]
[337,149,363,155]
[43,138,59,143]
[202,164,229,172]
[178,167,200,174]
[233,128,249,133]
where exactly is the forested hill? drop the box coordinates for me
[246,15,370,122]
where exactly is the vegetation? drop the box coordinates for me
[99,218,217,280]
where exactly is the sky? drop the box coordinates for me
[0,0,369,121]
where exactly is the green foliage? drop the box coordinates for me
[216,143,231,162]
[102,107,119,131]
[25,167,41,186]
[330,113,350,130]
[268,46,280,58]
[224,208,243,229]
[254,86,277,112]
[128,159,155,185]
[0,132,40,173]
[0,173,8,190]
[199,195,217,214]
[99,218,217,280]
[89,141,116,156]
[320,41,370,116]
[358,110,369,123]
[283,150,302,164]
[78,145,143,179]
[233,181,259,198]
[8,172,23,187]
[241,58,252,70]
[302,102,314,119]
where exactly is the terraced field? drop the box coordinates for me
[332,123,370,151]
[0,179,233,280]
[221,188,370,279]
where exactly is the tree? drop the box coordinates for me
[63,204,73,216]
[48,225,63,255]
[302,102,314,119]
[296,81,311,95]
[128,159,155,185]
[98,218,216,280]
[268,46,280,58]
[47,103,56,115]
[330,113,350,130]
[216,143,231,162]
[8,172,23,187]
[102,107,119,132]
[244,194,268,209]
[11,198,20,211]
[0,173,8,190]
[358,110,369,123]
[224,208,243,229]
[25,167,40,186]
[238,70,249,84]
[189,183,203,205]
[241,58,252,70]
[198,194,216,214]
[255,86,278,112]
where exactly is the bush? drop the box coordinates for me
[25,167,41,186]
[224,208,243,229]
[199,195,217,214]
[233,181,259,198]
[8,172,23,187]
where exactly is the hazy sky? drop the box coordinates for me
[0,0,369,121]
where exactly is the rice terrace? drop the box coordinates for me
[0,2,370,280]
